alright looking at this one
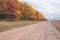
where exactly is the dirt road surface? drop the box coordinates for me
[0,21,60,40]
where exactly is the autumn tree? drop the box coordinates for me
[0,0,46,21]
[0,0,21,21]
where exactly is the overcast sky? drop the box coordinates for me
[19,0,60,20]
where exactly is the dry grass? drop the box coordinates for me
[0,21,39,32]
[50,20,60,31]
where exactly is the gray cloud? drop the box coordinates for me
[20,0,60,20]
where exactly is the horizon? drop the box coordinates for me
[19,0,60,20]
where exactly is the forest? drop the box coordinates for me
[0,0,46,21]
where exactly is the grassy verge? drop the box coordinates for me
[0,21,38,32]
[50,20,60,32]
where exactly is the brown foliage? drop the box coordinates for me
[0,0,46,21]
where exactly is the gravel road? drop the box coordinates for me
[0,21,60,40]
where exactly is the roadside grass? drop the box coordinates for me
[0,21,38,32]
[50,20,60,32]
